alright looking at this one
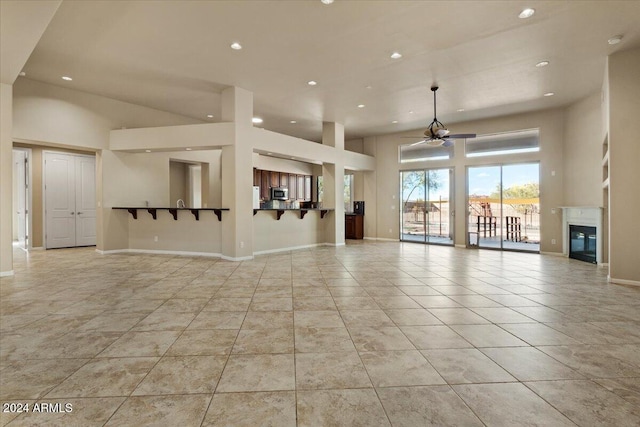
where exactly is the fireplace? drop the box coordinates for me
[560,207,603,265]
[569,225,597,264]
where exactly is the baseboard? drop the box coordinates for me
[30,247,44,251]
[608,277,640,287]
[376,238,399,242]
[96,248,223,258]
[220,254,254,261]
[455,244,467,249]
[0,270,14,277]
[540,251,564,257]
[253,243,328,256]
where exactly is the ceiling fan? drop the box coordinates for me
[406,86,476,147]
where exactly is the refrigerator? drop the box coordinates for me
[253,186,261,209]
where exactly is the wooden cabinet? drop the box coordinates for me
[305,176,312,201]
[254,168,313,201]
[270,172,280,188]
[288,174,297,200]
[261,171,270,200]
[345,214,364,239]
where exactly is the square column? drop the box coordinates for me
[220,87,254,260]
[322,122,345,245]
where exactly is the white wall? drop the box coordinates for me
[253,154,314,175]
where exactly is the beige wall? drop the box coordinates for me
[368,108,566,252]
[253,154,314,175]
[13,79,201,150]
[253,211,326,253]
[608,48,640,283]
[1,83,13,274]
[563,93,602,206]
[127,212,222,255]
[169,161,188,206]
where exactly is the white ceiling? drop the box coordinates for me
[15,0,640,142]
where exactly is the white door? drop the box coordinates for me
[75,156,97,246]
[44,153,96,248]
[13,150,27,247]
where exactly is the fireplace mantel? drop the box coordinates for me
[559,207,604,264]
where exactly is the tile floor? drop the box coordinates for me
[1,242,640,426]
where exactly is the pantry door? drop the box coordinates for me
[75,156,97,246]
[44,153,96,248]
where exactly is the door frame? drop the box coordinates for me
[12,147,32,250]
[399,167,455,246]
[465,161,540,253]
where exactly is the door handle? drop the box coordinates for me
[77,212,82,215]
[70,212,75,215]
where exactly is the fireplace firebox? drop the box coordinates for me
[569,225,597,264]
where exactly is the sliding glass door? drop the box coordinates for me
[401,168,453,245]
[467,163,540,252]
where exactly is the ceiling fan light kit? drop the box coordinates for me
[406,86,477,147]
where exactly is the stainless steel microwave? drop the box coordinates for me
[270,187,288,201]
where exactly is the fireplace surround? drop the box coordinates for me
[560,207,604,265]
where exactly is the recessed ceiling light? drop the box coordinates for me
[409,110,414,114]
[608,35,623,45]
[457,108,465,112]
[290,157,295,159]
[365,85,373,89]
[307,80,317,86]
[230,42,242,50]
[145,150,151,153]
[519,8,535,19]
[62,76,73,81]
[390,52,402,59]
[267,152,273,155]
[207,114,214,118]
[357,104,365,108]
[392,120,398,124]
[19,71,26,77]
[290,120,297,124]
[535,61,550,67]
[252,117,263,124]
[185,147,192,151]
[320,0,334,4]
[544,92,555,97]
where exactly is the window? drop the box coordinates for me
[317,176,323,204]
[465,129,539,158]
[344,174,354,212]
[400,143,453,163]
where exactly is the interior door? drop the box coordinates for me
[45,152,76,248]
[75,156,97,246]
[13,150,27,248]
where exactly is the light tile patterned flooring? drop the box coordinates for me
[1,242,640,426]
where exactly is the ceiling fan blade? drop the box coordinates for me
[442,140,454,148]
[446,133,476,139]
[410,139,427,146]
[435,128,450,137]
